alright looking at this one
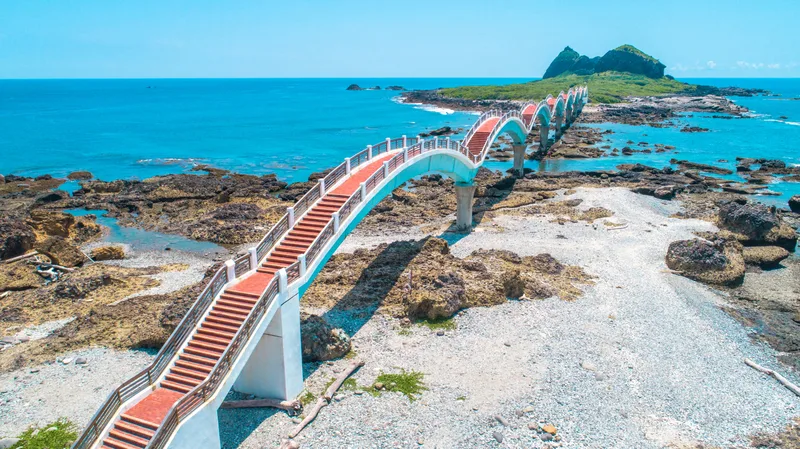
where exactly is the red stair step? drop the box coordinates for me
[161,380,193,393]
[108,429,149,447]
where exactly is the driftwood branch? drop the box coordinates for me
[288,360,364,439]
[220,398,301,414]
[3,251,38,264]
[745,358,800,397]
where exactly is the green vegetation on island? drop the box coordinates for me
[441,71,697,104]
[441,45,694,104]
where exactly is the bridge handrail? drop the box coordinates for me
[146,275,282,449]
[71,263,231,449]
[79,86,589,448]
[476,110,524,163]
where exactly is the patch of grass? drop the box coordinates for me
[343,350,357,359]
[299,390,316,406]
[397,328,412,336]
[10,418,77,449]
[456,395,467,401]
[323,376,359,393]
[373,369,428,402]
[440,71,698,104]
[418,316,456,331]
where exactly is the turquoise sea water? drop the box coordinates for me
[1,78,799,205]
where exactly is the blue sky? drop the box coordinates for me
[1,0,798,79]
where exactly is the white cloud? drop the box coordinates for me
[736,61,766,69]
[706,60,717,69]
[767,63,781,69]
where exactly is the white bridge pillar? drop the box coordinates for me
[539,122,549,154]
[554,114,564,139]
[233,270,303,401]
[455,182,476,232]
[512,144,526,177]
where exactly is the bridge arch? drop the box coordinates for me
[74,85,589,449]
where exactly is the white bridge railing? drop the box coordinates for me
[74,84,588,449]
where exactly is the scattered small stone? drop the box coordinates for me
[417,438,424,445]
[75,357,88,365]
[522,405,535,413]
[494,415,508,426]
[503,341,511,347]
[492,431,504,443]
[580,360,597,372]
[333,394,344,402]
[30,368,39,373]
[62,357,73,364]
[435,330,445,336]
[17,336,30,343]
[374,382,385,390]
[542,424,557,435]
[291,418,301,424]
[595,373,608,381]
[528,422,538,430]
[541,433,554,441]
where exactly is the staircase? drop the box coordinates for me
[75,87,588,449]
[465,117,500,159]
[257,194,348,276]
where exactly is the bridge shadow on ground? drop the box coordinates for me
[219,176,519,447]
[217,404,279,449]
[318,238,427,337]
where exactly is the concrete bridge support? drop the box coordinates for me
[233,273,304,401]
[539,122,549,154]
[455,182,476,231]
[554,114,564,139]
[512,144,526,177]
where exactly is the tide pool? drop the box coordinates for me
[65,208,225,254]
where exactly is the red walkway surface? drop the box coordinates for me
[465,117,500,157]
[99,150,398,449]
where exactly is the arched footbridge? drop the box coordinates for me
[75,86,587,449]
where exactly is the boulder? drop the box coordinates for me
[742,246,790,269]
[67,171,93,180]
[718,201,780,240]
[90,245,125,261]
[345,84,362,91]
[717,201,797,251]
[26,210,75,237]
[35,236,86,267]
[789,195,800,213]
[300,315,351,362]
[406,271,466,320]
[665,239,745,286]
[34,190,69,204]
[0,218,35,260]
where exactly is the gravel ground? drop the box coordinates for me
[102,247,221,299]
[219,187,800,449]
[0,347,154,437]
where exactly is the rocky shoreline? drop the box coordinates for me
[1,86,799,447]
